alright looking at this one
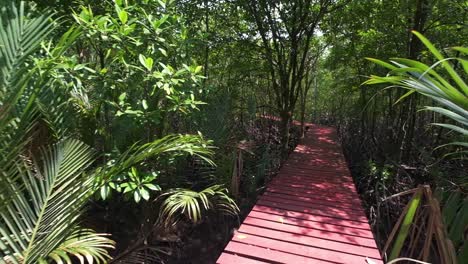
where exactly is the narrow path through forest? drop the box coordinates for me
[216,125,383,264]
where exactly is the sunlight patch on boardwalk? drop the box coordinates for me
[217,125,383,264]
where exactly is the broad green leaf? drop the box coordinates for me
[145,57,154,71]
[424,107,468,126]
[413,31,468,95]
[138,54,153,71]
[432,123,468,136]
[365,57,398,70]
[159,48,167,57]
[134,190,141,203]
[394,90,416,105]
[453,47,468,55]
[118,92,127,101]
[448,199,468,247]
[389,190,422,260]
[118,10,128,24]
[145,184,161,191]
[100,185,111,200]
[140,188,150,200]
[442,191,462,227]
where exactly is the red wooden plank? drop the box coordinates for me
[252,204,371,229]
[279,169,352,177]
[231,232,383,264]
[275,174,352,183]
[267,181,357,194]
[283,165,350,173]
[264,191,364,211]
[275,172,355,184]
[260,195,367,218]
[247,210,375,238]
[216,253,269,264]
[266,186,362,205]
[270,180,357,193]
[266,185,363,204]
[282,164,350,173]
[274,176,355,187]
[272,177,356,190]
[269,179,357,192]
[278,170,354,181]
[280,165,350,173]
[265,183,361,201]
[286,157,347,163]
[241,216,378,248]
[263,192,365,214]
[280,167,351,174]
[224,241,333,264]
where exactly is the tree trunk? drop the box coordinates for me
[280,110,291,159]
[203,0,209,82]
[400,0,429,163]
[300,100,306,138]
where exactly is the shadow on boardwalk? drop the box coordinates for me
[216,125,383,264]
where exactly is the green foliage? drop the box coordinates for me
[0,139,115,264]
[104,167,161,203]
[366,31,468,152]
[0,2,117,263]
[70,0,206,146]
[0,1,53,199]
[47,229,115,264]
[389,189,422,260]
[95,134,215,200]
[367,31,467,263]
[438,190,468,263]
[0,1,230,263]
[157,185,239,226]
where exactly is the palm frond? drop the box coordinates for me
[157,185,239,227]
[0,1,56,207]
[0,1,55,121]
[365,31,468,149]
[0,139,113,263]
[46,228,115,264]
[99,134,216,181]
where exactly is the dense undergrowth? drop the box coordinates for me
[88,116,300,263]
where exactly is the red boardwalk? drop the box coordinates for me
[217,126,383,264]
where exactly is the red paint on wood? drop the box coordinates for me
[252,205,370,230]
[258,196,366,219]
[216,126,382,264]
[231,233,382,264]
[263,191,364,211]
[265,188,362,207]
[216,253,270,264]
[258,197,368,221]
[241,217,378,248]
[248,210,375,238]
[268,181,360,196]
[224,241,333,264]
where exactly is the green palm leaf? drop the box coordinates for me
[365,31,468,150]
[0,139,114,264]
[99,134,215,183]
[0,1,54,123]
[157,185,239,227]
[0,1,56,204]
[46,228,114,264]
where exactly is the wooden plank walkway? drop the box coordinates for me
[216,125,383,264]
